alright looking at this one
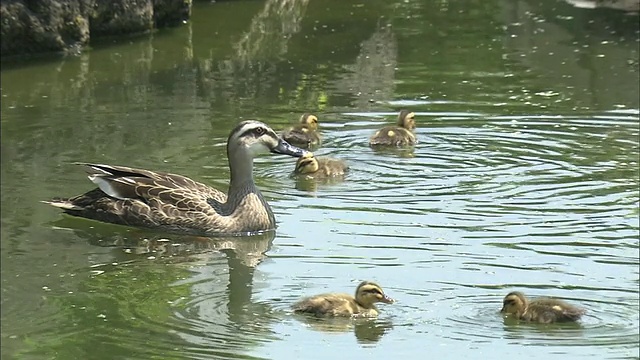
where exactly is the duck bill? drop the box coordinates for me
[381,295,395,304]
[272,139,308,157]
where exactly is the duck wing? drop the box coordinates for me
[80,163,226,202]
[369,126,416,146]
[281,126,319,148]
[293,293,357,317]
[527,299,586,323]
[44,163,228,233]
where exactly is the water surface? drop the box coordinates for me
[1,0,639,359]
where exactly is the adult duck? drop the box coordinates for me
[43,120,308,236]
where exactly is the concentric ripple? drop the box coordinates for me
[262,108,639,359]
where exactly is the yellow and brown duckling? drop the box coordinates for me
[293,152,349,179]
[500,291,586,324]
[281,113,321,149]
[369,110,417,147]
[292,281,394,318]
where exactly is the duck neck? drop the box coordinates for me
[227,150,258,197]
[221,148,275,231]
[356,299,377,310]
[354,295,375,310]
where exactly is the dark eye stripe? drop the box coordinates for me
[239,126,269,139]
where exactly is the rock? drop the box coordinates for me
[1,0,92,56]
[0,0,192,57]
[153,0,192,28]
[90,0,155,36]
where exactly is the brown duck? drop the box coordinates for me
[292,281,394,318]
[281,113,321,149]
[293,153,349,179]
[43,120,308,236]
[501,291,586,323]
[369,110,417,147]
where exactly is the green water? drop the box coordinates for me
[1,0,639,359]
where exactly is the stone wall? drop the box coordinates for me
[0,0,192,57]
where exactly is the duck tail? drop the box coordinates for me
[41,199,83,211]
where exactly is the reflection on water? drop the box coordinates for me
[51,218,275,268]
[292,315,394,344]
[369,144,416,158]
[334,21,398,109]
[39,220,279,358]
[293,176,346,192]
[1,0,639,359]
[196,0,311,115]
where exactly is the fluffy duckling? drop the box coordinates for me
[501,291,586,324]
[293,152,349,179]
[369,110,417,147]
[282,113,321,149]
[293,281,394,318]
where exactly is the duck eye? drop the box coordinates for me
[255,127,266,136]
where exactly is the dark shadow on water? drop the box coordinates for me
[370,145,416,159]
[502,314,586,338]
[292,173,348,192]
[292,314,394,344]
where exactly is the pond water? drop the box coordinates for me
[1,0,639,359]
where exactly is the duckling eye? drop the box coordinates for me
[365,289,382,296]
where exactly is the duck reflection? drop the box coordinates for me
[48,218,278,352]
[52,217,273,301]
[53,218,274,268]
[502,316,585,338]
[293,175,349,192]
[370,145,416,158]
[293,315,394,344]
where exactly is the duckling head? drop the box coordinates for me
[229,120,308,159]
[300,113,319,131]
[396,110,416,130]
[294,152,319,174]
[355,281,394,308]
[501,291,528,317]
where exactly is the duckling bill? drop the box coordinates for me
[293,153,349,179]
[282,113,322,149]
[293,281,394,318]
[43,121,308,236]
[501,291,586,324]
[369,110,417,147]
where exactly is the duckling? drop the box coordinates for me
[369,110,417,147]
[292,281,394,318]
[500,291,586,324]
[281,113,322,149]
[293,152,349,179]
[43,120,308,236]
